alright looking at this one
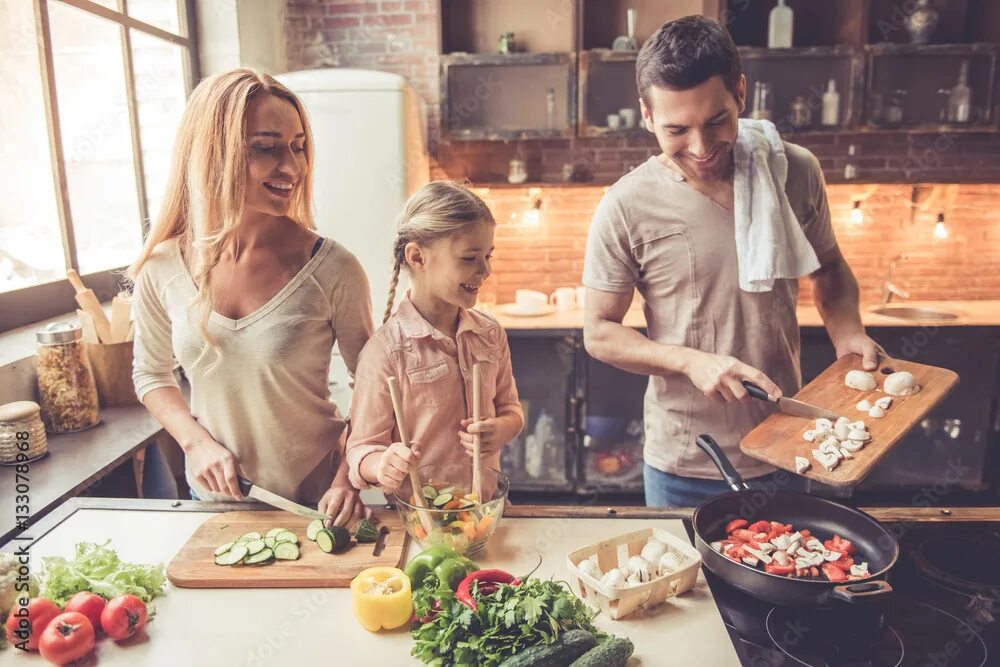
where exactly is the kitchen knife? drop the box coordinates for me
[237,478,328,522]
[741,380,842,421]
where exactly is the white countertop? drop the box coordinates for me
[1,507,740,667]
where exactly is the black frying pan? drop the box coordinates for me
[692,434,899,607]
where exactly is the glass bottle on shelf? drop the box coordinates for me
[768,0,793,48]
[545,87,556,129]
[947,59,973,123]
[751,82,773,120]
[821,79,840,126]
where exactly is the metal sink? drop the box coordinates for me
[868,305,960,321]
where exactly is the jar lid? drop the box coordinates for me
[0,400,41,422]
[36,321,82,344]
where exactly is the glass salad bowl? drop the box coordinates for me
[394,462,509,556]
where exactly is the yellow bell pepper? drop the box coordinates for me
[350,567,414,632]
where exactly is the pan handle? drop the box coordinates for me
[741,380,775,403]
[695,434,750,492]
[830,580,894,604]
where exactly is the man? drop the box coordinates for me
[582,16,881,507]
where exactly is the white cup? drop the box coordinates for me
[606,113,622,130]
[619,108,637,128]
[549,287,576,311]
[575,286,586,310]
[515,289,548,311]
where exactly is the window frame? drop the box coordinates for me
[1,0,198,332]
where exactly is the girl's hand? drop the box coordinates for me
[459,417,503,456]
[186,436,243,500]
[376,442,421,491]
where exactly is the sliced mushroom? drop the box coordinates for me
[803,429,818,442]
[841,439,865,453]
[845,370,877,391]
[741,555,760,568]
[849,420,867,431]
[758,543,777,554]
[840,447,854,459]
[812,448,839,471]
[772,534,790,551]
[834,422,851,440]
[795,456,811,474]
[868,405,886,418]
[875,396,893,410]
[824,551,844,562]
[848,428,871,442]
[835,416,851,429]
[856,399,872,412]
[815,418,834,431]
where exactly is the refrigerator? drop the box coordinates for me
[277,68,429,406]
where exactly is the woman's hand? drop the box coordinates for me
[318,470,368,527]
[185,436,243,499]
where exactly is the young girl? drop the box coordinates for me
[346,182,523,493]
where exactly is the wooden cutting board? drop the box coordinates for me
[167,509,408,588]
[740,355,958,487]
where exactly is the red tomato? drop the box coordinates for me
[725,519,748,534]
[825,536,856,556]
[765,563,795,576]
[730,529,755,543]
[821,563,847,582]
[4,597,61,651]
[748,520,771,534]
[830,556,855,573]
[799,529,812,538]
[64,592,106,634]
[38,612,95,666]
[101,594,148,641]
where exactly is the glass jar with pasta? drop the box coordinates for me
[36,322,100,433]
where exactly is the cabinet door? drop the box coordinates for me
[578,353,647,493]
[502,336,576,491]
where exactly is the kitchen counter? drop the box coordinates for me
[6,500,1000,666]
[1,499,742,666]
[0,405,163,544]
[491,300,1000,331]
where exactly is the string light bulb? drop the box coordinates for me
[850,199,864,225]
[522,188,543,226]
[934,212,949,239]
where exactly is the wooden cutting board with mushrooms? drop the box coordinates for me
[740,354,958,487]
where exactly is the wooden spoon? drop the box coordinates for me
[386,376,433,534]
[471,362,483,502]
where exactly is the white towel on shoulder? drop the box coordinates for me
[733,118,820,292]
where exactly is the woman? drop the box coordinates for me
[130,69,373,525]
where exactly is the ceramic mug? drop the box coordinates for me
[515,289,548,312]
[549,287,576,311]
[607,114,622,130]
[619,108,637,128]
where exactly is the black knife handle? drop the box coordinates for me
[237,477,253,496]
[741,380,773,402]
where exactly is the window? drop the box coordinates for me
[0,0,195,332]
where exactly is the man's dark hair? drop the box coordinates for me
[636,15,742,108]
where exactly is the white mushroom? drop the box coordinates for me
[849,420,867,431]
[600,568,627,589]
[771,534,790,551]
[820,435,842,451]
[868,405,886,419]
[812,448,839,471]
[856,400,872,412]
[758,543,776,554]
[841,439,865,453]
[803,429,817,442]
[875,396,893,410]
[658,552,684,576]
[850,563,871,577]
[840,447,854,459]
[824,551,843,562]
[834,422,851,440]
[815,418,833,431]
[772,550,791,567]
[710,541,723,553]
[884,371,921,397]
[741,555,760,568]
[845,370,877,391]
[835,416,851,429]
[795,456,811,474]
[627,555,653,583]
[625,571,645,587]
[576,557,603,583]
[848,428,871,442]
[640,539,668,565]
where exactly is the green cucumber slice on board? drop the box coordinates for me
[273,542,300,560]
[306,519,324,541]
[355,519,378,543]
[214,544,248,566]
[275,531,298,544]
[264,537,276,550]
[244,539,266,556]
[244,548,274,565]
[238,531,263,542]
[214,541,235,557]
[264,528,285,539]
[316,526,351,553]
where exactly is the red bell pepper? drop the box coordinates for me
[455,570,522,611]
[730,529,755,543]
[748,520,771,534]
[822,563,847,582]
[725,519,748,534]
[765,563,795,576]
[824,536,856,556]
[829,556,855,573]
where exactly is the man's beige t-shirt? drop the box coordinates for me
[583,144,837,479]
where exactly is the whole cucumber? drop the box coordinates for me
[497,629,598,667]
[569,636,635,667]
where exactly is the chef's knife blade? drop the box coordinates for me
[742,380,842,421]
[237,478,328,522]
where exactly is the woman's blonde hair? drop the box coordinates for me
[383,181,495,323]
[129,68,315,370]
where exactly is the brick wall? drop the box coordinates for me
[474,183,1000,306]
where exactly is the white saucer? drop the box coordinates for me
[496,303,558,317]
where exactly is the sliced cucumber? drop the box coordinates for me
[315,529,335,553]
[242,539,265,555]
[264,537,276,549]
[316,526,351,553]
[214,541,235,557]
[433,493,453,507]
[437,486,456,496]
[274,542,300,560]
[265,528,285,539]
[215,544,248,565]
[306,519,324,541]
[275,531,298,544]
[238,531,263,542]
[244,547,273,565]
[421,484,438,500]
[355,518,378,544]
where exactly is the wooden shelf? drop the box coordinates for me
[441,0,576,55]
[581,0,722,50]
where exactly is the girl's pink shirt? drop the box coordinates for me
[346,294,522,489]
